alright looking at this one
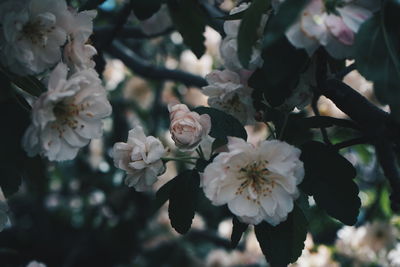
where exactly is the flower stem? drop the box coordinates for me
[162,157,197,165]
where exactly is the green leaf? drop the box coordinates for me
[249,37,309,108]
[0,68,46,97]
[254,205,308,266]
[167,0,206,58]
[153,178,177,212]
[0,168,22,198]
[354,4,400,120]
[130,0,162,20]
[168,169,200,234]
[237,0,269,68]
[231,217,248,248]
[263,0,309,48]
[193,107,247,147]
[300,141,361,225]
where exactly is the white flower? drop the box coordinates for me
[203,70,255,125]
[0,0,71,75]
[168,103,211,151]
[284,0,377,58]
[219,3,267,71]
[112,126,166,191]
[22,63,112,161]
[63,9,97,72]
[202,137,304,225]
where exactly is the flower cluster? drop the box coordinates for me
[0,0,113,161]
[202,3,267,125]
[275,0,379,58]
[22,63,112,161]
[0,0,98,75]
[202,137,304,225]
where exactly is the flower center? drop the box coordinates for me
[51,100,90,137]
[21,19,54,45]
[236,160,276,200]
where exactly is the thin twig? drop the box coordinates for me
[333,137,369,150]
[107,41,208,88]
[334,62,356,80]
[311,96,331,145]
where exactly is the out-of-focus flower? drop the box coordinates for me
[282,0,378,58]
[203,69,255,125]
[389,243,400,267]
[112,126,166,191]
[179,50,213,77]
[220,3,267,71]
[202,137,304,225]
[63,9,97,72]
[22,63,112,161]
[103,59,126,90]
[335,221,398,264]
[0,0,71,75]
[26,261,46,267]
[139,5,172,36]
[168,103,211,151]
[0,195,8,232]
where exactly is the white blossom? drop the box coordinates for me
[283,0,378,58]
[202,137,304,225]
[112,126,166,191]
[168,103,211,151]
[0,0,71,75]
[203,69,255,125]
[63,9,97,72]
[22,63,112,161]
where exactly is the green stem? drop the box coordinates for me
[162,157,197,165]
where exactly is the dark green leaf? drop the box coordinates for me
[167,0,206,58]
[237,0,269,68]
[0,67,46,97]
[0,168,22,198]
[153,178,177,212]
[249,37,309,108]
[130,0,162,20]
[255,205,308,266]
[300,141,361,225]
[168,169,200,234]
[231,217,248,248]
[193,107,247,147]
[355,5,400,120]
[263,0,309,48]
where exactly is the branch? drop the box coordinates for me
[301,116,360,130]
[334,62,356,80]
[321,79,389,135]
[333,137,369,150]
[107,41,208,88]
[94,26,174,39]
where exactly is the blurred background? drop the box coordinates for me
[0,0,399,266]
